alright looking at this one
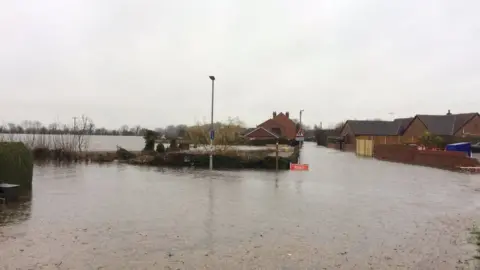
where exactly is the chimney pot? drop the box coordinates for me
[272,111,277,118]
[286,112,290,118]
[447,109,452,115]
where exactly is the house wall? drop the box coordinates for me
[402,117,427,143]
[259,119,288,139]
[373,135,401,145]
[338,124,355,151]
[455,114,480,137]
[340,124,355,144]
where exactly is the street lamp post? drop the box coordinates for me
[209,76,215,170]
[299,110,304,128]
[72,117,77,133]
[299,109,304,146]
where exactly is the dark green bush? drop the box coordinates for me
[143,129,157,151]
[117,147,136,160]
[156,143,166,153]
[0,142,33,188]
[169,139,178,150]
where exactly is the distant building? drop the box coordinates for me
[244,111,297,141]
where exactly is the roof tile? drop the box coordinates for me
[417,113,477,135]
[346,120,400,136]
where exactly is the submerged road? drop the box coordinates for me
[1,143,479,269]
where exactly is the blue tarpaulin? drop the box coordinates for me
[445,142,472,157]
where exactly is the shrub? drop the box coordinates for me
[169,139,178,150]
[143,129,157,151]
[0,142,33,188]
[156,143,166,153]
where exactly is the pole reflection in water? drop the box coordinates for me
[205,177,214,255]
[295,175,303,195]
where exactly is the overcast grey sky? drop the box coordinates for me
[0,0,479,129]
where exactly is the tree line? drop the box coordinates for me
[0,116,250,139]
[0,116,191,138]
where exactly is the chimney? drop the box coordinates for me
[286,111,289,118]
[272,111,277,118]
[446,109,452,115]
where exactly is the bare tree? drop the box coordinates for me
[154,127,165,136]
[72,115,94,152]
[134,125,142,135]
[188,117,245,152]
[119,125,129,135]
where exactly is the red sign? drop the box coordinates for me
[296,129,304,137]
[290,163,309,171]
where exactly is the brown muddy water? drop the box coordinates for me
[1,143,479,269]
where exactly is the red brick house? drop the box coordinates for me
[244,111,297,141]
[402,111,480,143]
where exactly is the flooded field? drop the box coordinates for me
[0,134,144,151]
[1,143,479,269]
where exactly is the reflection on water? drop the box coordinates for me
[0,200,31,226]
[1,143,479,269]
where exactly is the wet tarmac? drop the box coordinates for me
[1,143,479,269]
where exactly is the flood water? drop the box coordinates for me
[1,143,479,269]
[0,134,144,151]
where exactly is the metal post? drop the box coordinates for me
[275,141,279,171]
[299,110,304,147]
[299,110,303,129]
[209,76,215,170]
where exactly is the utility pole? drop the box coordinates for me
[208,76,216,170]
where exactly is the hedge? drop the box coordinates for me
[0,142,33,188]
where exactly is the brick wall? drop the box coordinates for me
[374,144,479,170]
[326,143,355,152]
[344,143,355,152]
[327,143,339,149]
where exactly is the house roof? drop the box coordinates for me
[414,113,478,136]
[344,120,400,136]
[340,112,478,137]
[257,112,297,139]
[393,117,413,134]
[244,126,279,138]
